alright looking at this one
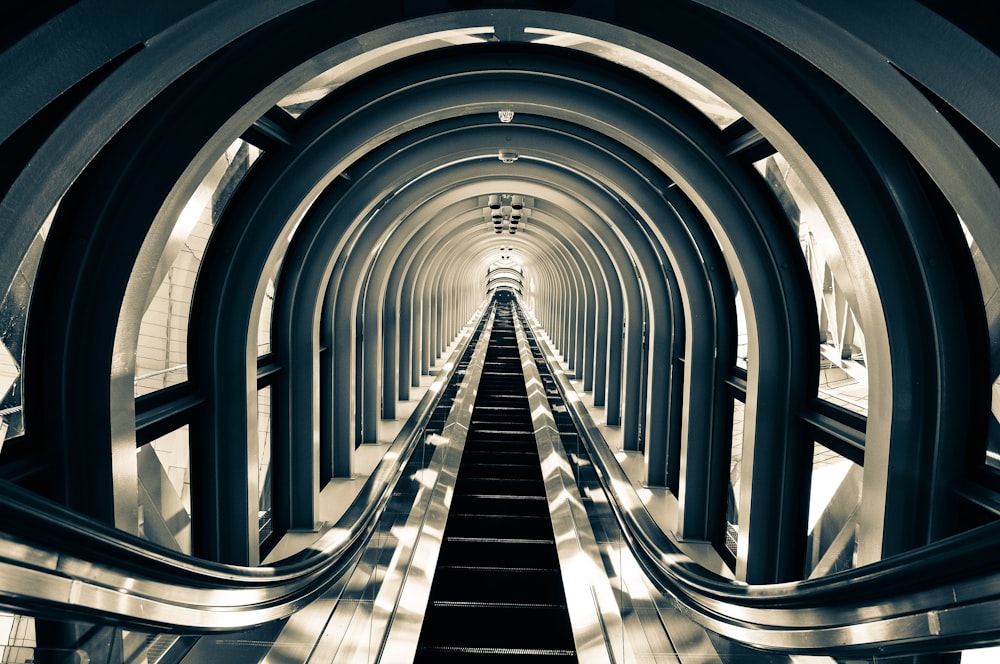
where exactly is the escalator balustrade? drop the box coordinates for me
[414,299,577,662]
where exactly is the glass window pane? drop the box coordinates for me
[754,153,870,415]
[258,386,273,544]
[257,277,275,357]
[276,27,495,117]
[987,377,1000,470]
[818,361,868,417]
[734,291,748,370]
[725,397,745,561]
[0,613,35,662]
[805,443,861,578]
[964,646,1000,663]
[137,426,192,554]
[133,140,262,397]
[961,214,1000,471]
[0,207,56,442]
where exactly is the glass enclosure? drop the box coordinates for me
[0,208,55,443]
[725,397,745,562]
[753,153,869,417]
[138,426,192,554]
[133,140,262,397]
[805,443,861,578]
[258,386,273,545]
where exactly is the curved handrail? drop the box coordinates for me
[2,306,1000,657]
[0,318,486,632]
[534,326,1000,657]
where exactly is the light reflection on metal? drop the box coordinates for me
[411,468,439,490]
[512,309,632,662]
[379,310,496,662]
[0,302,490,633]
[522,27,741,128]
[5,301,1000,656]
[524,309,1000,655]
[276,26,497,114]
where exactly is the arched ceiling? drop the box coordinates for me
[0,1,996,581]
[3,4,998,337]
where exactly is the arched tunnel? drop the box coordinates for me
[1,2,1000,662]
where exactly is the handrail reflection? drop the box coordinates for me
[2,304,1000,657]
[0,315,487,631]
[529,321,1000,657]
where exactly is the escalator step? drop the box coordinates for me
[470,418,533,429]
[416,299,577,662]
[455,477,544,496]
[436,538,559,568]
[417,604,575,652]
[414,646,576,662]
[429,567,565,604]
[461,449,538,464]
[469,430,535,441]
[465,435,537,447]
[445,514,554,540]
[458,462,539,480]
[449,495,549,517]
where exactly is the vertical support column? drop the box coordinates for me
[565,275,576,373]
[319,268,335,485]
[728,202,816,585]
[361,264,382,444]
[621,302,645,450]
[421,279,432,375]
[581,276,597,392]
[329,270,357,475]
[430,289,440,364]
[399,290,413,398]
[664,190,738,543]
[383,296,398,418]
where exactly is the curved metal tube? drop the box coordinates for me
[539,327,1000,657]
[0,326,478,631]
[0,308,998,655]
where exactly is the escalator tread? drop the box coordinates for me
[415,297,577,662]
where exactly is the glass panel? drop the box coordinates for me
[725,398,745,562]
[961,214,1000,470]
[137,426,192,554]
[0,613,34,662]
[754,153,870,415]
[818,361,868,417]
[964,646,1000,663]
[525,28,742,128]
[804,443,861,578]
[988,376,1000,470]
[257,277,275,356]
[0,616,185,662]
[945,212,1000,471]
[133,140,262,397]
[133,265,194,396]
[734,291,748,370]
[0,207,56,442]
[258,386,273,544]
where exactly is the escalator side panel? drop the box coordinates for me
[414,297,577,663]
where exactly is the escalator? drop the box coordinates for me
[414,297,577,662]
[1,294,1000,660]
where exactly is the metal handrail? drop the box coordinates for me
[0,313,489,632]
[1,306,999,657]
[526,319,1000,657]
